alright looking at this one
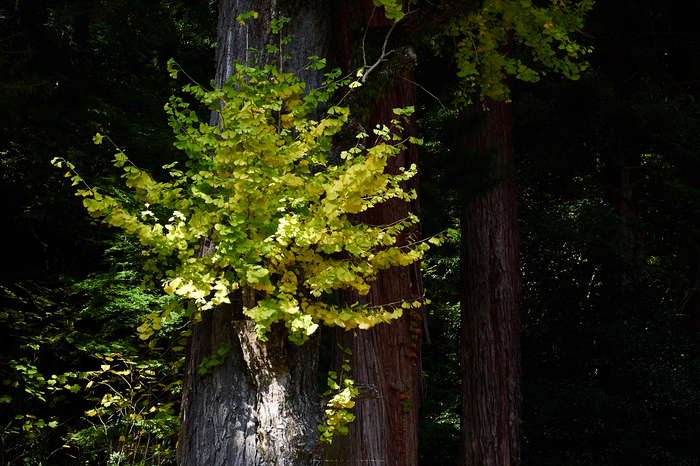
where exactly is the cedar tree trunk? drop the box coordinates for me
[325,2,424,464]
[329,80,423,464]
[599,0,648,296]
[459,94,522,465]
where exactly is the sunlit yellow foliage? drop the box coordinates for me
[55,60,436,344]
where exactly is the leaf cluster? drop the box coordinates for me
[73,342,182,466]
[57,59,438,344]
[319,344,358,443]
[437,0,594,103]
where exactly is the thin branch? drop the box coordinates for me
[361,19,399,83]
[396,230,448,252]
[360,296,425,312]
[361,7,377,70]
[401,76,446,109]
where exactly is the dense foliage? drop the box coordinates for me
[1,0,216,463]
[56,61,431,344]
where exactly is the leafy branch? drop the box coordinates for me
[319,344,358,443]
[54,57,440,345]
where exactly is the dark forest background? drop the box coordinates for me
[1,0,699,464]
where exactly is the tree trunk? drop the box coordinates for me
[177,1,331,464]
[324,2,424,464]
[459,95,522,465]
[328,79,423,466]
[177,1,426,463]
[210,0,331,95]
[177,299,322,465]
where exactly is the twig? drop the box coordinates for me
[361,19,399,83]
[401,76,446,109]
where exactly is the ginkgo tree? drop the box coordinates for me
[54,60,435,345]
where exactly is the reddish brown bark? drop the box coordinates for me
[327,77,423,466]
[459,95,522,465]
[324,3,423,463]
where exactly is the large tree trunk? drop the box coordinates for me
[177,299,322,465]
[178,1,426,463]
[328,85,423,466]
[324,2,424,464]
[598,0,647,297]
[177,1,330,464]
[459,95,522,465]
[210,0,331,97]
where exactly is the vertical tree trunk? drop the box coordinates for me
[177,300,322,465]
[459,95,522,465]
[177,1,331,464]
[210,0,331,96]
[178,1,424,463]
[176,301,256,466]
[325,2,424,464]
[614,153,646,293]
[328,78,423,466]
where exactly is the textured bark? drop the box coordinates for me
[177,1,331,464]
[235,320,322,465]
[459,95,522,465]
[211,0,330,89]
[177,298,322,465]
[178,1,427,463]
[329,103,423,465]
[177,301,258,465]
[324,2,424,463]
